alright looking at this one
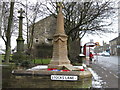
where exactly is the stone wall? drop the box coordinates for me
[29,15,80,59]
[68,39,80,61]
[29,15,56,46]
[29,15,56,58]
[34,44,53,58]
[117,36,120,56]
[94,44,109,54]
[109,36,120,56]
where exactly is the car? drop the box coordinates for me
[0,50,5,54]
[97,53,103,56]
[101,52,110,56]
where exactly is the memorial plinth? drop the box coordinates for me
[13,69,92,79]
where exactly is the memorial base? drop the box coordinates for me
[12,67,92,80]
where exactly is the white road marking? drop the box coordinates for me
[109,71,119,78]
[100,66,118,79]
[101,67,106,71]
[103,68,106,71]
[109,72,112,74]
[113,74,119,78]
[105,75,108,77]
[106,86,108,87]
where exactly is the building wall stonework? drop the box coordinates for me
[109,35,120,56]
[29,15,80,59]
[29,15,56,58]
[117,35,120,56]
[94,35,120,56]
[29,15,57,46]
[94,44,109,54]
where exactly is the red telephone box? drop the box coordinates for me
[83,42,96,66]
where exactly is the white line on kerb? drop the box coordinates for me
[113,74,119,78]
[109,71,119,78]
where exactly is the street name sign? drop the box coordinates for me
[51,75,78,81]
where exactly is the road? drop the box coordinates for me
[91,56,119,88]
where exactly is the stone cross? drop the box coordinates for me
[57,2,64,13]
[16,8,25,53]
[18,8,25,18]
[18,8,24,37]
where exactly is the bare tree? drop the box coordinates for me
[1,2,10,63]
[42,1,116,59]
[28,2,42,51]
[44,1,115,38]
[0,1,3,36]
[4,1,15,63]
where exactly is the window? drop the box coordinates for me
[35,38,39,43]
[36,39,38,42]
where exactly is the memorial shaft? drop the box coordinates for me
[48,4,74,70]
[16,8,25,53]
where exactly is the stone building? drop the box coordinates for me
[94,46,104,53]
[94,35,120,56]
[29,15,56,58]
[102,42,110,53]
[29,14,80,59]
[117,35,120,56]
[94,42,110,54]
[29,15,56,46]
[109,35,120,56]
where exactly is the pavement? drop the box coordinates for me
[0,65,2,89]
[91,61,119,88]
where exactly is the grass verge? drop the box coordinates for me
[32,59,51,64]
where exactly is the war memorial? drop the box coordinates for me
[10,3,92,88]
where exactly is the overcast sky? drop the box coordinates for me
[0,0,119,49]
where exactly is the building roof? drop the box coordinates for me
[29,14,56,27]
[109,36,119,42]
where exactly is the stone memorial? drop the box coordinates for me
[12,8,25,64]
[48,3,77,70]
[16,8,25,53]
[12,5,92,81]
